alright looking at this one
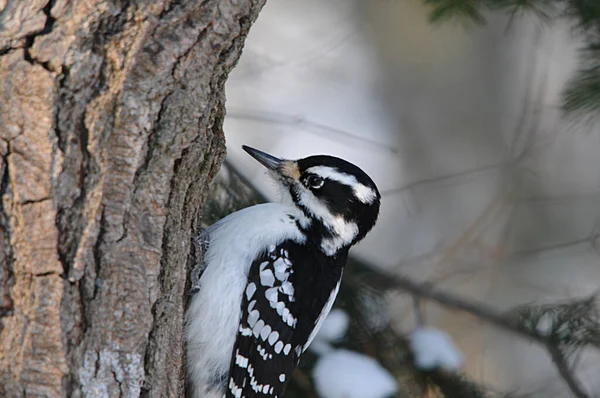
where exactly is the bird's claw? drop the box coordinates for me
[190,227,210,294]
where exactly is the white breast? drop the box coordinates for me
[185,203,306,396]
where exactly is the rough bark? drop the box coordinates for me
[0,0,265,396]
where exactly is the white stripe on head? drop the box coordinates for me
[305,165,377,204]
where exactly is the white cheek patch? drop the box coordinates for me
[305,165,377,204]
[332,215,359,243]
[321,217,359,255]
[297,189,359,255]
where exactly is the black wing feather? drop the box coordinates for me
[225,240,344,398]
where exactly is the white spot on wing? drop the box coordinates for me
[260,324,272,340]
[274,341,284,354]
[286,313,296,328]
[275,269,288,281]
[265,287,279,304]
[279,374,286,382]
[229,377,243,398]
[282,307,290,323]
[273,258,286,268]
[246,283,256,300]
[273,258,289,281]
[239,325,252,336]
[253,319,265,337]
[283,344,291,355]
[248,310,260,327]
[280,281,294,297]
[277,301,285,315]
[260,269,275,287]
[257,344,268,360]
[276,301,285,315]
[268,331,279,345]
[235,351,249,368]
[248,300,256,313]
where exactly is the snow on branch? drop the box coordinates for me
[310,309,399,398]
[410,327,463,371]
[313,349,399,398]
[385,271,594,398]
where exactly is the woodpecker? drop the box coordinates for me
[185,146,381,398]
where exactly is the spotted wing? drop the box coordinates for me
[226,241,301,398]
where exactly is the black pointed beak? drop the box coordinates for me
[242,145,284,171]
[242,145,301,182]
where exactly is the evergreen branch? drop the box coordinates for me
[546,344,589,398]
[424,370,494,398]
[423,0,600,117]
[563,0,600,33]
[383,272,591,398]
[511,295,600,356]
[424,0,486,23]
[562,45,600,115]
[490,0,557,23]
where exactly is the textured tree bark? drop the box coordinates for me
[0,0,265,396]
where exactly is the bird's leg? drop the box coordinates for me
[190,227,210,294]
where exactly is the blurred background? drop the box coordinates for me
[206,0,600,396]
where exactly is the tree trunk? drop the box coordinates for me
[0,0,265,396]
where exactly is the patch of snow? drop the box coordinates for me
[536,312,553,336]
[409,327,463,370]
[313,349,398,398]
[314,308,349,343]
[309,339,334,356]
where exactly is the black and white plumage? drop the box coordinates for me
[185,146,381,398]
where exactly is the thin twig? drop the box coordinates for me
[227,110,398,153]
[386,273,589,398]
[546,344,589,398]
[413,296,423,327]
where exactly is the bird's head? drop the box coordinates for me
[243,145,381,256]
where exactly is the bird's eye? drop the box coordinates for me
[305,175,324,189]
